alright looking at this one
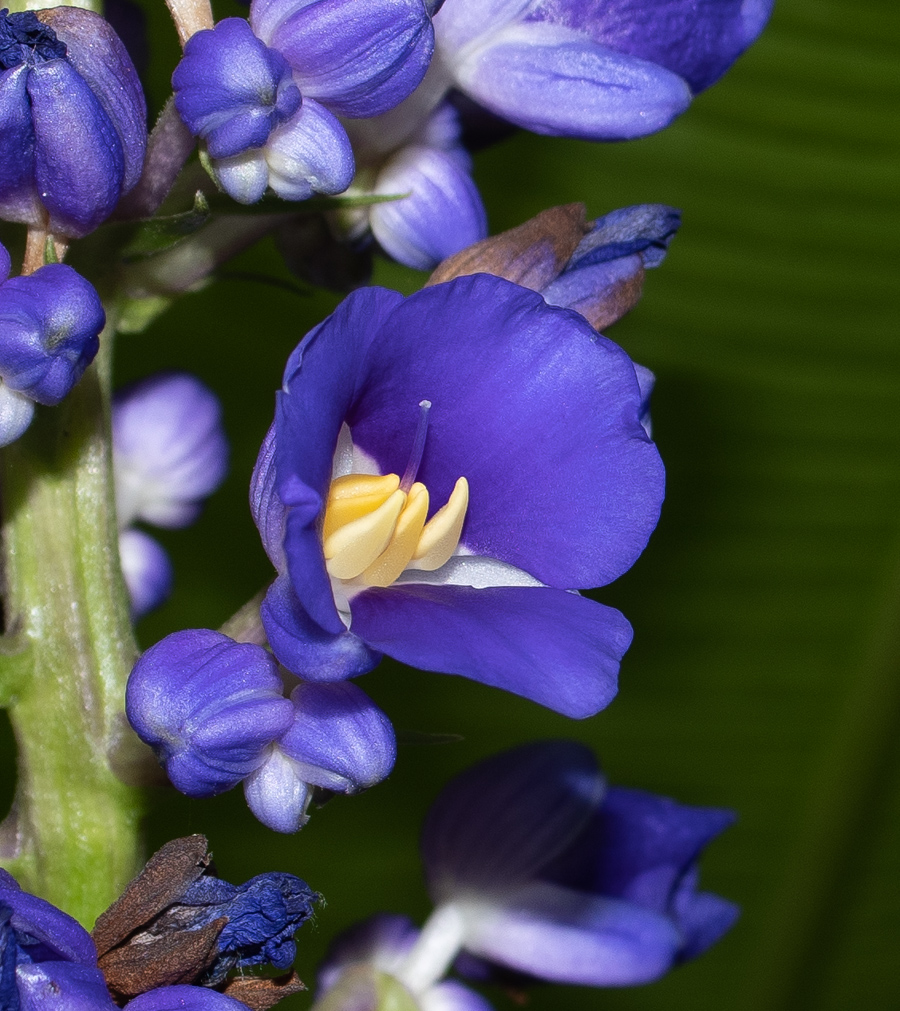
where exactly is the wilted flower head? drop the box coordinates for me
[252,270,664,717]
[0,240,104,446]
[0,7,146,237]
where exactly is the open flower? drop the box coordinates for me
[252,272,664,717]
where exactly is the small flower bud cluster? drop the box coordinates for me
[0,240,104,447]
[112,373,229,617]
[126,629,395,833]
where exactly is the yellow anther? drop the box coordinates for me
[323,473,401,541]
[324,489,406,580]
[411,477,469,571]
[361,482,430,588]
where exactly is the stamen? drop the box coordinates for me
[324,489,406,580]
[400,400,432,493]
[410,477,469,571]
[323,473,400,541]
[361,482,430,588]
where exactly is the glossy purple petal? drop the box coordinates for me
[0,241,10,282]
[336,276,663,589]
[16,962,119,1011]
[113,372,228,529]
[265,96,354,200]
[125,986,253,1011]
[259,0,434,118]
[370,145,487,270]
[580,786,736,910]
[0,882,97,964]
[173,18,300,159]
[460,880,681,986]
[274,286,404,633]
[525,0,774,93]
[250,424,287,570]
[351,584,629,718]
[455,23,692,140]
[0,263,103,405]
[118,528,173,618]
[126,629,294,796]
[38,6,146,193]
[422,741,604,899]
[280,680,396,790]
[261,576,381,679]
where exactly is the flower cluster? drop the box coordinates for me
[317,742,737,1008]
[0,240,104,446]
[112,373,229,616]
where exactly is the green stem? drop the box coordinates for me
[0,314,145,925]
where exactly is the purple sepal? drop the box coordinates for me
[112,372,228,529]
[570,204,680,270]
[15,962,119,1011]
[256,0,434,119]
[250,424,287,571]
[125,986,254,1010]
[118,528,173,618]
[370,145,487,270]
[126,629,294,797]
[280,680,396,791]
[525,0,774,93]
[350,584,629,718]
[0,262,103,405]
[173,18,301,159]
[455,23,692,140]
[422,741,605,898]
[175,871,317,974]
[261,576,381,682]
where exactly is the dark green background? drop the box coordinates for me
[6,0,900,1007]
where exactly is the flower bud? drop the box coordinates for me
[0,7,147,237]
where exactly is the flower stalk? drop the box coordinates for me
[0,308,144,924]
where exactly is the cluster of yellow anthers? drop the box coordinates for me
[322,472,469,588]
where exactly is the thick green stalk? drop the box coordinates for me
[0,318,144,925]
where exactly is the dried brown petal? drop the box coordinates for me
[222,971,307,1010]
[98,918,225,999]
[427,204,588,289]
[93,835,211,956]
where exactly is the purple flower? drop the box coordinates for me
[347,102,487,270]
[112,372,228,616]
[0,242,104,445]
[251,272,664,717]
[0,7,146,237]
[0,869,118,1011]
[124,988,252,1010]
[172,0,435,203]
[126,630,395,831]
[421,741,738,987]
[425,0,772,141]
